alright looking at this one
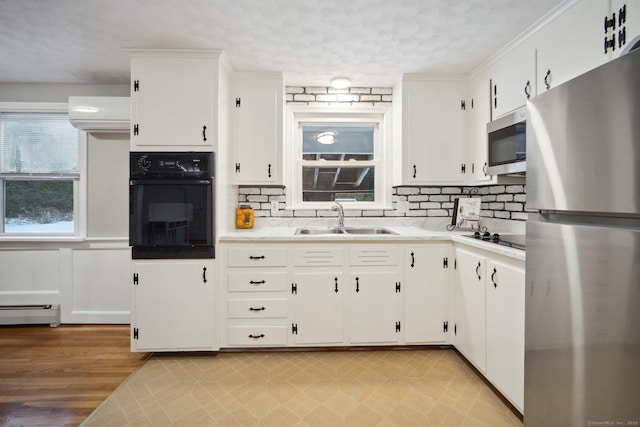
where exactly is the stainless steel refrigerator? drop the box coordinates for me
[525,48,640,425]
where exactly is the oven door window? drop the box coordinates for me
[130,182,212,248]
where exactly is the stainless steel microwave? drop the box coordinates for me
[486,106,527,175]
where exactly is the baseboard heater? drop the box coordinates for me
[0,304,60,327]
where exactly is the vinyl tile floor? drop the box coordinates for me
[83,348,522,426]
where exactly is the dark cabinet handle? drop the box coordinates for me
[248,334,265,339]
[249,256,265,260]
[524,80,531,99]
[334,277,339,293]
[475,262,481,280]
[544,69,552,90]
[202,267,207,283]
[410,252,415,268]
[355,277,360,293]
[491,268,497,288]
[202,125,207,142]
[483,162,488,176]
[413,164,417,179]
[268,164,272,178]
[249,307,266,312]
[249,280,265,285]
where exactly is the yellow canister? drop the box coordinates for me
[235,205,254,229]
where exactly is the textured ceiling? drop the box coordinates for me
[0,0,566,86]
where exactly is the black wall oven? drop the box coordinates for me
[130,152,214,259]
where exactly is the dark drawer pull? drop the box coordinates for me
[249,280,266,285]
[248,334,265,339]
[249,307,266,312]
[249,255,265,260]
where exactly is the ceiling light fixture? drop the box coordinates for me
[72,106,100,113]
[316,131,335,145]
[330,77,351,89]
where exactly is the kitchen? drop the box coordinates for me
[1,0,639,425]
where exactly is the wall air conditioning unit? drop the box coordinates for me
[68,96,130,132]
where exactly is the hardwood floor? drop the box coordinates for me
[0,325,148,427]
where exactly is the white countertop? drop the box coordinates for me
[219,226,526,261]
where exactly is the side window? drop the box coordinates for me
[0,112,79,234]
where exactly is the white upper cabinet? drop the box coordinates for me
[231,73,283,185]
[129,50,220,151]
[465,70,492,184]
[610,1,640,57]
[490,39,537,119]
[535,0,609,92]
[402,76,466,184]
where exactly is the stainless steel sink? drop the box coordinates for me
[295,227,345,235]
[295,227,396,235]
[345,227,396,235]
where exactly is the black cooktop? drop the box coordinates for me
[465,231,526,251]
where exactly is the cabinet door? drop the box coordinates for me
[466,72,492,184]
[132,261,215,351]
[611,1,640,57]
[404,246,449,343]
[402,78,465,184]
[292,272,344,345]
[349,272,400,344]
[454,248,486,372]
[486,259,525,411]
[232,76,283,184]
[130,55,216,149]
[490,40,536,118]
[535,0,609,92]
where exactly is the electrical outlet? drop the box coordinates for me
[270,200,279,215]
[397,201,409,214]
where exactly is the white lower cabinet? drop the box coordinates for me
[453,248,487,372]
[131,260,216,351]
[349,271,400,344]
[486,258,525,412]
[292,272,345,345]
[404,245,451,343]
[453,245,525,412]
[222,242,453,348]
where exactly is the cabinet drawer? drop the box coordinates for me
[227,247,287,267]
[228,299,287,319]
[227,326,287,346]
[349,247,399,266]
[228,272,288,292]
[293,247,345,266]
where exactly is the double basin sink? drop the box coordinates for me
[295,226,397,235]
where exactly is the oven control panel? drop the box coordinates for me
[130,152,213,178]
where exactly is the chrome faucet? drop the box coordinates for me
[332,201,345,230]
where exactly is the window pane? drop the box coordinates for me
[0,112,79,175]
[302,166,374,202]
[4,180,74,233]
[302,125,374,161]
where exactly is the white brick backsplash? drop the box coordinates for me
[442,187,462,194]
[372,88,393,95]
[293,94,315,102]
[359,95,382,102]
[382,95,393,102]
[328,88,349,94]
[315,94,338,102]
[305,87,328,94]
[349,87,371,94]
[497,194,513,202]
[286,94,294,102]
[430,195,450,202]
[336,94,360,103]
[286,87,304,94]
[261,188,285,195]
[397,187,420,195]
[238,187,260,195]
[505,203,524,211]
[236,182,528,221]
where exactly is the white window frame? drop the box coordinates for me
[285,105,393,210]
[0,102,86,240]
